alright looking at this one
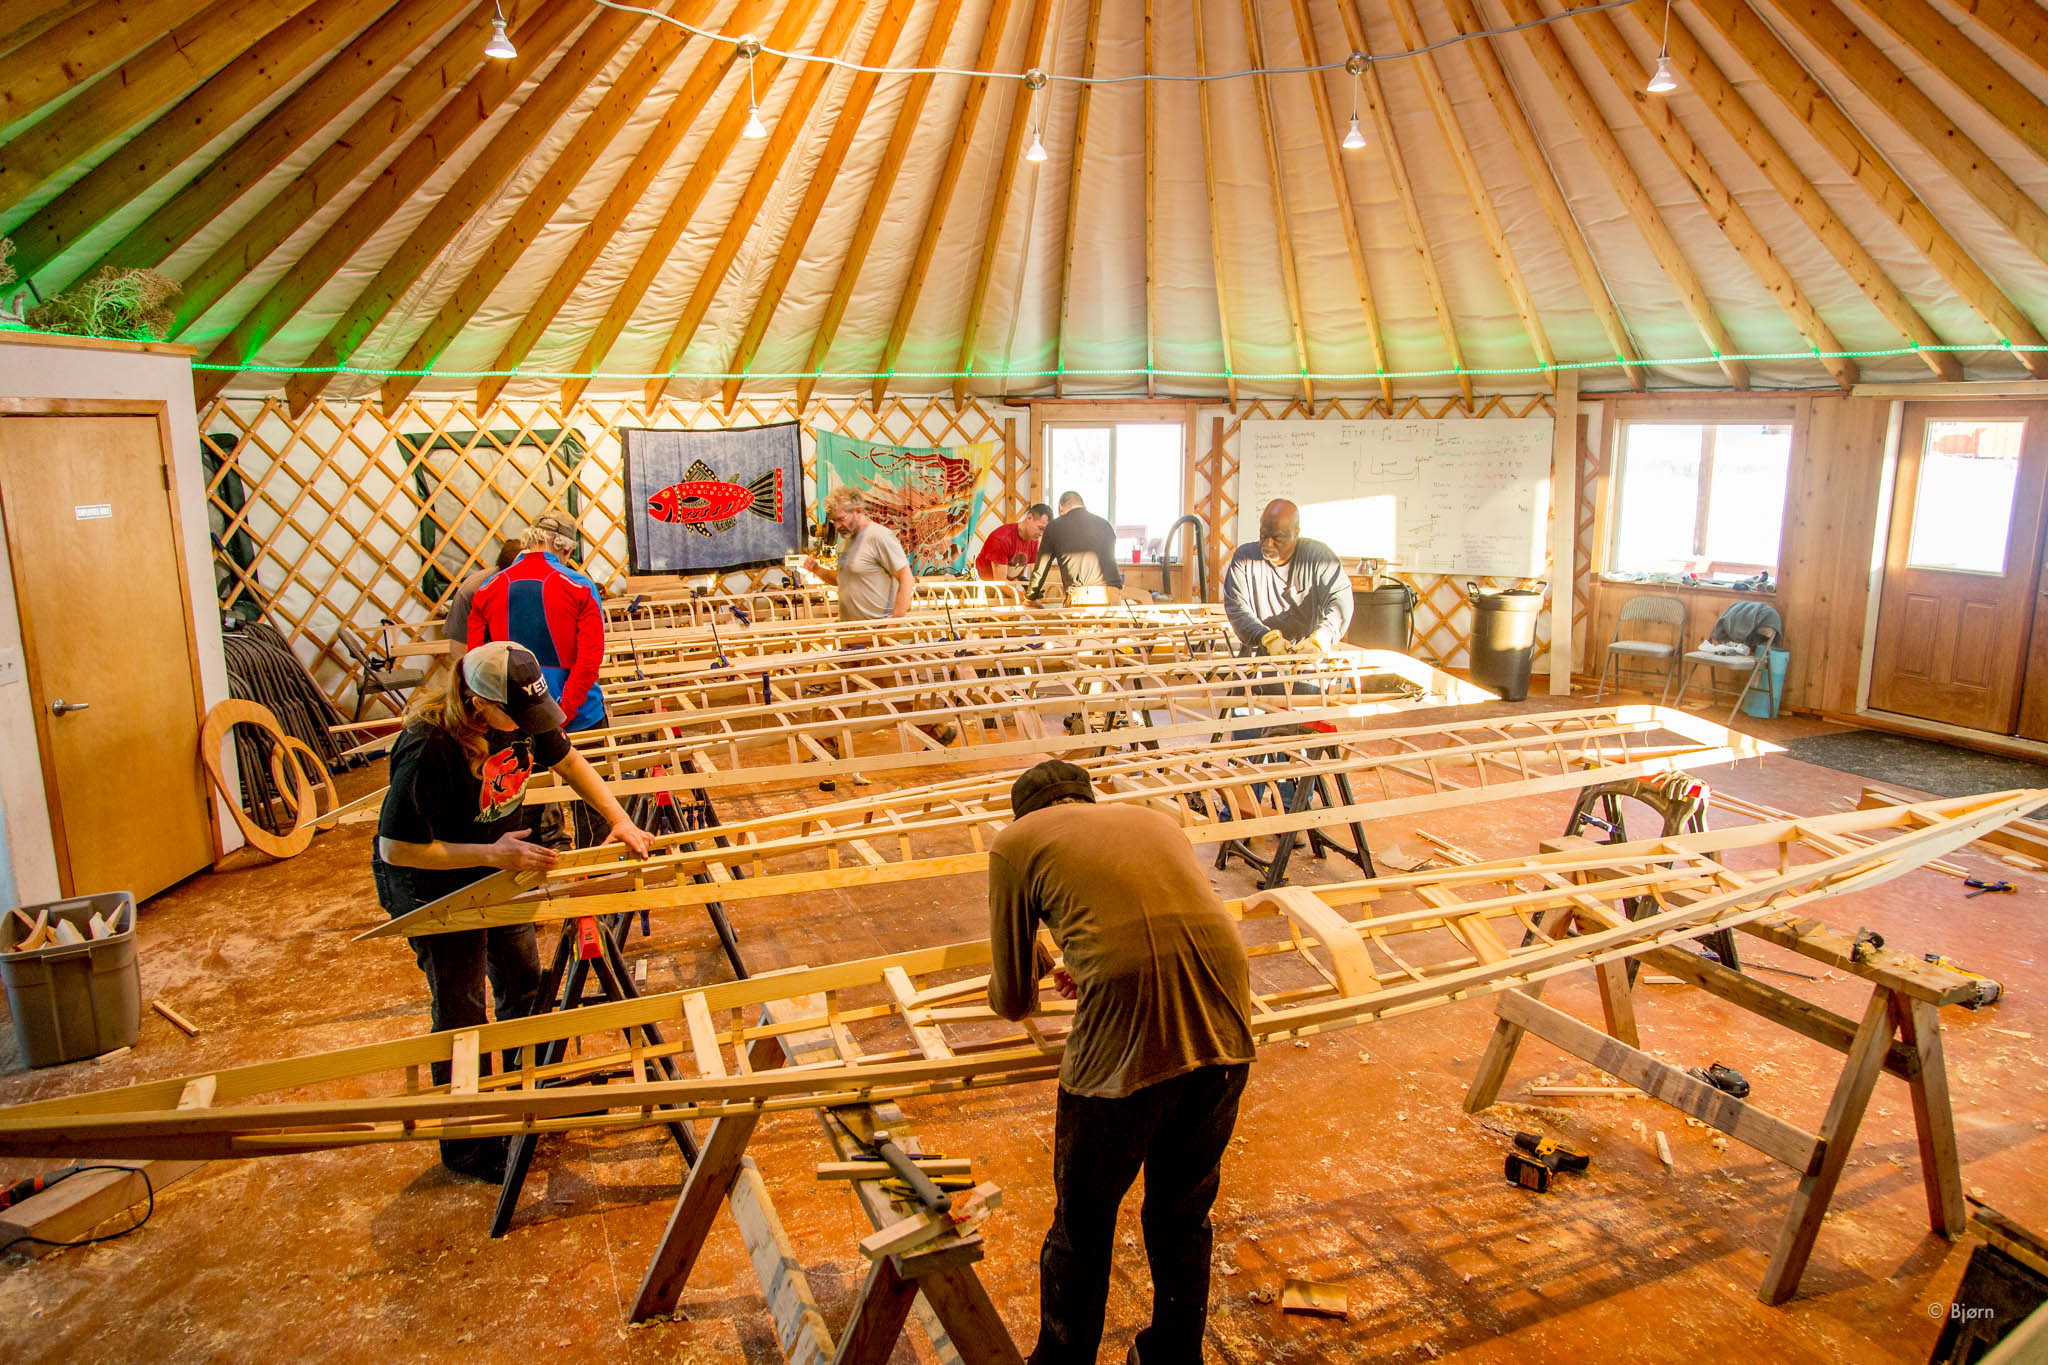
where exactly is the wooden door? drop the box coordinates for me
[1869,403,2048,733]
[0,413,215,901]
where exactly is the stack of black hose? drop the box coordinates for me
[220,618,349,829]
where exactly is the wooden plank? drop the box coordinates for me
[1548,374,1576,693]
[729,1157,836,1365]
[449,1030,480,1096]
[1858,782,2048,863]
[1050,0,1105,400]
[1843,0,2048,165]
[0,0,215,136]
[1239,0,1315,404]
[816,1159,974,1181]
[1760,988,1897,1303]
[886,965,955,1060]
[1894,995,1965,1238]
[831,1253,919,1365]
[0,1158,204,1259]
[1190,0,1238,408]
[1493,990,1822,1174]
[684,993,727,1078]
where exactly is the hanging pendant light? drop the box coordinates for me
[1341,54,1368,150]
[1646,0,1680,94]
[484,2,515,59]
[1025,128,1048,163]
[740,36,768,139]
[1022,67,1049,164]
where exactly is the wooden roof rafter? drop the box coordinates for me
[558,0,855,410]
[1143,0,1157,398]
[710,0,930,413]
[0,0,326,222]
[0,0,97,62]
[1239,0,1315,406]
[638,0,887,410]
[475,0,786,409]
[1946,0,2048,83]
[1756,0,2048,266]
[1383,0,1558,393]
[1837,0,2048,167]
[73,0,475,285]
[1542,0,1858,389]
[1685,0,2048,377]
[1592,0,1959,380]
[1051,0,1104,401]
[1493,0,1750,388]
[379,0,719,409]
[189,0,589,404]
[285,0,653,415]
[0,0,215,134]
[1338,1,1474,404]
[1441,0,1645,389]
[1190,0,1239,407]
[5,0,377,279]
[950,0,1062,407]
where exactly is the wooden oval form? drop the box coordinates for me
[199,699,330,860]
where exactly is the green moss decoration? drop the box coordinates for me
[24,265,179,341]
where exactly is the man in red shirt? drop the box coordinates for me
[974,503,1052,581]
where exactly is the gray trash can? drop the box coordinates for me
[1,892,139,1067]
[1468,584,1545,702]
[1346,581,1417,652]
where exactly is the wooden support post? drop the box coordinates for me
[1894,994,1966,1239]
[831,1253,920,1365]
[1760,989,1898,1304]
[1548,372,1578,695]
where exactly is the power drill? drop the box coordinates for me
[1924,954,2003,1009]
[1505,1132,1591,1193]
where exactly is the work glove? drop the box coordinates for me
[1259,629,1284,656]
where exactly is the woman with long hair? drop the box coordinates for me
[373,639,651,1181]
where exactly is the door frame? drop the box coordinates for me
[0,397,219,893]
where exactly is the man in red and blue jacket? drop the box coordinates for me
[468,513,607,734]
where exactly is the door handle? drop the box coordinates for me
[49,699,90,715]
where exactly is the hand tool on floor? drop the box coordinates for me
[0,1165,79,1212]
[1923,954,2003,1009]
[1963,878,2016,899]
[1687,1062,1751,1099]
[1505,1132,1591,1193]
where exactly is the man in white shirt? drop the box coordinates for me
[805,485,915,622]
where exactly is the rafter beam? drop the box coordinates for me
[0,1,96,64]
[1050,0,1104,400]
[1586,0,1957,379]
[1190,0,1238,407]
[1839,0,2048,166]
[863,0,1020,408]
[1240,0,1314,405]
[287,0,649,414]
[1384,0,1557,391]
[477,0,784,409]
[384,0,717,409]
[1543,0,1855,388]
[0,0,321,222]
[1949,0,2048,82]
[1442,0,1643,389]
[169,2,499,339]
[637,0,880,409]
[8,0,374,280]
[76,0,472,285]
[1687,0,2048,377]
[0,0,213,136]
[560,0,851,410]
[711,0,925,412]
[1339,2,1474,402]
[1144,0,1157,398]
[191,0,587,405]
[1493,0,1748,388]
[952,0,1060,407]
[1758,0,2048,265]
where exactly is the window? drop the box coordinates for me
[1044,423,1185,562]
[1610,422,1791,575]
[1905,419,2026,574]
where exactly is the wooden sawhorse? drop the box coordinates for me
[1464,836,1971,1304]
[627,998,1024,1364]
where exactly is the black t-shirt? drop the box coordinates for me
[377,721,573,852]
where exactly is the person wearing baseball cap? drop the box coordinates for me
[373,639,652,1183]
[987,760,1254,1365]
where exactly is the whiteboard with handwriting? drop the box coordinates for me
[1235,418,1554,576]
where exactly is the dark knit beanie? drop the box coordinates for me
[1009,760,1096,819]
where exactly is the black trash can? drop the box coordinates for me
[1468,584,1544,701]
[1346,581,1417,652]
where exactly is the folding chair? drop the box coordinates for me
[338,624,426,721]
[1593,594,1686,702]
[1673,606,1780,723]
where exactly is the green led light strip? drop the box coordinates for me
[2,323,2040,384]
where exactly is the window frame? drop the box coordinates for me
[1035,411,1193,558]
[1607,415,1793,577]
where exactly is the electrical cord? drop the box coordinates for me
[0,1164,156,1257]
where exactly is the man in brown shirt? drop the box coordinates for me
[989,760,1255,1365]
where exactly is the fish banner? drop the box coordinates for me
[621,424,805,574]
[811,431,997,575]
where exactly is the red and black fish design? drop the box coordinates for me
[647,460,785,538]
[478,746,534,821]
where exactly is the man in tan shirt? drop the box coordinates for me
[989,760,1254,1365]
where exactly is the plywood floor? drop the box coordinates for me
[1,688,2043,1363]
